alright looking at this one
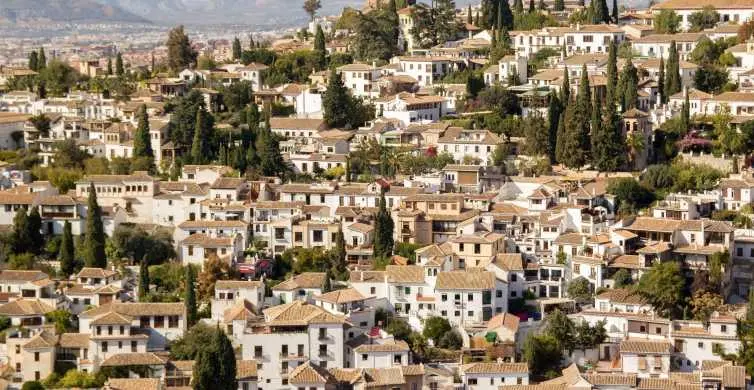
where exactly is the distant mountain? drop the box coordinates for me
[95,0,365,26]
[0,0,150,24]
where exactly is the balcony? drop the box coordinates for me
[318,350,332,359]
[280,353,307,361]
[318,334,330,341]
[41,212,76,219]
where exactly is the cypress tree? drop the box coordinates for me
[560,67,571,103]
[591,93,624,172]
[595,0,609,23]
[314,25,327,70]
[185,266,197,327]
[323,269,333,292]
[373,191,394,259]
[133,104,154,158]
[475,11,480,26]
[12,207,30,254]
[332,229,347,279]
[561,65,591,169]
[665,41,681,97]
[612,0,618,23]
[85,183,106,268]
[617,58,638,112]
[529,0,535,13]
[192,327,237,390]
[139,257,149,299]
[257,121,286,177]
[27,208,43,254]
[538,0,546,10]
[191,109,207,164]
[499,0,514,29]
[658,57,666,104]
[107,58,113,75]
[555,111,567,164]
[467,5,473,24]
[547,92,561,163]
[248,34,255,50]
[606,41,618,106]
[38,48,46,70]
[680,93,690,133]
[115,53,124,76]
[215,327,237,390]
[60,221,75,277]
[232,37,242,60]
[323,69,351,128]
[28,51,38,72]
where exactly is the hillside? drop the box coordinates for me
[0,0,149,24]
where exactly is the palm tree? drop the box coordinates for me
[626,132,646,168]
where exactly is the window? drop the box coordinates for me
[404,287,411,295]
[496,290,503,298]
[511,274,517,282]
[441,294,447,301]
[468,293,473,301]
[362,354,368,361]
[459,243,464,252]
[169,315,179,328]
[102,342,108,352]
[131,341,138,352]
[454,311,460,317]
[275,228,285,240]
[15,345,20,354]
[34,352,39,361]
[474,244,481,254]
[698,342,704,349]
[254,346,263,358]
[370,287,376,294]
[468,310,474,317]
[468,379,478,385]
[721,325,728,333]
[313,230,323,242]
[140,317,150,328]
[655,327,662,334]
[295,232,303,242]
[154,316,165,328]
[319,328,327,340]
[640,325,646,332]
[737,247,743,257]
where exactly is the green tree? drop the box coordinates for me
[115,52,124,76]
[171,323,215,360]
[637,261,685,318]
[524,334,562,378]
[59,221,75,277]
[613,269,633,288]
[84,183,107,268]
[373,191,394,259]
[688,6,720,32]
[544,309,575,352]
[423,316,452,343]
[256,122,287,177]
[607,177,655,214]
[574,320,607,352]
[593,0,609,23]
[524,113,550,157]
[561,66,591,169]
[386,318,412,341]
[314,25,327,70]
[303,0,322,20]
[193,327,237,390]
[190,108,209,164]
[185,266,198,327]
[546,92,561,163]
[45,309,73,334]
[232,37,242,60]
[658,57,666,104]
[439,330,463,349]
[322,269,333,293]
[695,66,729,94]
[617,58,638,111]
[11,207,31,255]
[611,0,618,23]
[22,382,44,390]
[139,257,150,299]
[323,69,352,128]
[665,41,682,97]
[133,104,154,159]
[38,48,46,70]
[331,230,348,280]
[410,0,460,49]
[654,10,681,34]
[554,111,567,164]
[39,60,77,97]
[166,25,197,73]
[567,276,593,303]
[28,50,38,72]
[606,41,618,106]
[107,57,113,75]
[27,207,43,255]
